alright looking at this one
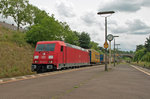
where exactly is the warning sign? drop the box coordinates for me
[104,41,108,48]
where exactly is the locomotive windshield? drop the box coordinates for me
[36,43,56,51]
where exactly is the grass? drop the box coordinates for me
[73,85,79,88]
[0,26,35,78]
[131,61,150,69]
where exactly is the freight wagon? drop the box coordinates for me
[88,49,100,64]
[100,54,104,63]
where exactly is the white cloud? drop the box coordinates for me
[80,12,97,26]
[110,19,150,35]
[56,0,76,18]
[114,34,148,51]
[142,0,150,7]
[98,0,150,13]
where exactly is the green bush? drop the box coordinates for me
[141,52,150,62]
[134,48,146,61]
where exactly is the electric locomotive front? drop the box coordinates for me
[31,41,65,73]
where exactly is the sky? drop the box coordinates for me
[1,0,150,51]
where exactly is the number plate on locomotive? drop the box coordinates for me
[41,56,46,59]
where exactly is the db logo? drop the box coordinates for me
[41,56,46,59]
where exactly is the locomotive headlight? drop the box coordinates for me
[34,55,39,59]
[48,55,53,59]
[35,61,38,63]
[49,61,53,63]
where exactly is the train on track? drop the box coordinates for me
[31,41,104,73]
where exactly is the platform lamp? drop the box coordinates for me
[113,36,119,67]
[97,11,115,71]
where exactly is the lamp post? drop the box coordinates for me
[115,44,120,64]
[113,36,119,67]
[97,11,115,71]
[107,34,114,68]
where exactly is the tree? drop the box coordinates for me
[133,36,150,62]
[89,41,99,51]
[129,50,134,54]
[26,24,51,45]
[79,32,90,49]
[59,22,79,45]
[31,6,49,25]
[0,0,6,13]
[99,46,105,53]
[26,14,79,46]
[73,31,80,38]
[0,0,31,30]
[134,48,146,62]
[136,44,144,51]
[145,36,150,52]
[24,4,35,26]
[72,31,80,45]
[64,30,79,45]
[26,15,64,45]
[141,52,150,62]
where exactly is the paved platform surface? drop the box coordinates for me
[0,64,150,99]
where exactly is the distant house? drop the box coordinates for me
[0,21,24,32]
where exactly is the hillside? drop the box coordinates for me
[0,25,35,78]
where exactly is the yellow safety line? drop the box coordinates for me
[131,65,150,76]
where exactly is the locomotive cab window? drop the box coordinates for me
[36,43,56,51]
[61,46,63,52]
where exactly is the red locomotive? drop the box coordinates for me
[31,41,90,73]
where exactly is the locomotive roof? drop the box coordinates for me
[65,43,88,52]
[37,41,88,52]
[37,41,66,46]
